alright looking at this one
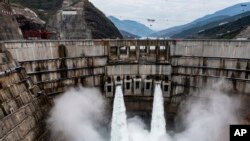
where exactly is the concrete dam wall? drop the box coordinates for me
[171,40,250,101]
[3,39,250,96]
[1,39,250,140]
[4,40,108,95]
[1,39,250,116]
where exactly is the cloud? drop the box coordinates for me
[90,0,250,30]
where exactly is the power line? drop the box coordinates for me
[109,14,189,23]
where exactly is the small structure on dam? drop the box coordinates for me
[105,40,171,98]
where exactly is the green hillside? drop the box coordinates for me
[197,15,250,39]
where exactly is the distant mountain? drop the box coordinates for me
[151,2,250,38]
[172,11,250,38]
[197,13,250,39]
[119,30,140,39]
[108,16,154,37]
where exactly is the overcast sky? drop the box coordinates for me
[89,0,250,31]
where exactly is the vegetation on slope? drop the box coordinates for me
[151,2,250,38]
[172,11,250,39]
[198,14,250,39]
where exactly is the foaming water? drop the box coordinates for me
[150,84,166,136]
[110,86,129,141]
[47,81,240,141]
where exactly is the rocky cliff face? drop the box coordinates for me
[83,1,122,39]
[0,2,48,41]
[2,0,122,40]
[0,2,23,40]
[47,0,122,39]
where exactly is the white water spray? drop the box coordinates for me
[47,82,240,141]
[47,87,106,141]
[151,84,166,136]
[111,86,129,141]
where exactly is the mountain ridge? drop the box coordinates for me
[150,2,250,38]
[108,16,154,37]
[172,11,250,38]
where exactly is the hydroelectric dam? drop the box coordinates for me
[0,39,250,141]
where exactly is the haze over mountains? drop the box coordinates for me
[109,2,250,39]
[197,11,250,39]
[108,16,154,37]
[151,2,250,38]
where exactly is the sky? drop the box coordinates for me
[89,0,250,31]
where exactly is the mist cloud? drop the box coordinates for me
[47,87,107,141]
[47,81,242,141]
[174,81,240,141]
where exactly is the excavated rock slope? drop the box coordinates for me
[47,0,122,39]
[235,26,250,39]
[0,3,22,40]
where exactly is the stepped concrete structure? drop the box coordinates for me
[0,42,50,141]
[0,39,250,140]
